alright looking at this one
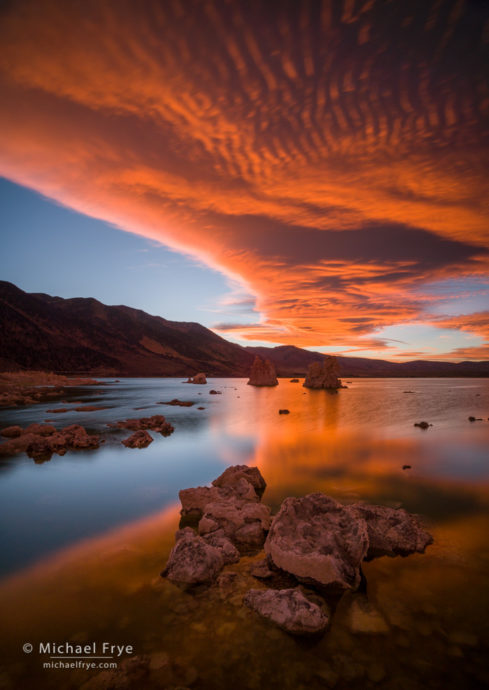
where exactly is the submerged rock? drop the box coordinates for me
[345,595,390,634]
[414,421,431,429]
[0,425,23,438]
[158,399,194,407]
[161,527,225,586]
[244,587,330,635]
[265,494,369,592]
[109,415,174,436]
[303,356,342,390]
[121,430,153,448]
[349,503,433,559]
[247,356,278,387]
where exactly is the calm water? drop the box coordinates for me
[0,377,488,689]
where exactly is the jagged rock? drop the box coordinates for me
[244,588,330,635]
[198,499,271,552]
[202,529,240,564]
[161,527,225,586]
[264,494,369,592]
[109,415,174,436]
[0,425,23,438]
[303,356,342,389]
[247,356,278,387]
[121,430,153,448]
[212,464,266,498]
[348,503,433,559]
[180,477,259,521]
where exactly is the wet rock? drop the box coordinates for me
[197,406,205,410]
[46,407,71,413]
[346,595,389,634]
[303,356,342,390]
[161,527,225,586]
[122,430,153,448]
[247,356,278,387]
[109,415,174,436]
[290,379,300,383]
[73,405,108,412]
[278,409,290,414]
[468,416,482,422]
[402,465,412,470]
[23,423,57,436]
[158,399,194,407]
[349,503,433,559]
[212,464,266,498]
[414,421,431,429]
[0,425,23,438]
[209,389,222,395]
[264,493,369,592]
[244,587,330,635]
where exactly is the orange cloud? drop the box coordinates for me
[0,0,488,356]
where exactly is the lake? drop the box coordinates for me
[0,377,488,689]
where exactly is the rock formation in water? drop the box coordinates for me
[244,588,330,635]
[108,415,174,436]
[161,464,433,635]
[185,373,207,384]
[0,422,102,460]
[303,356,342,390]
[121,430,153,448]
[247,356,278,387]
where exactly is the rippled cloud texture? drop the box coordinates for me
[0,0,488,356]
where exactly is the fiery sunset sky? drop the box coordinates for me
[1,0,488,360]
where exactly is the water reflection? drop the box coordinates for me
[0,378,488,688]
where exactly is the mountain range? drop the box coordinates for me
[1,281,488,377]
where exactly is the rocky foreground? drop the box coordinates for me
[162,465,433,636]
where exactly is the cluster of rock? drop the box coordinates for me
[185,373,207,384]
[162,466,433,636]
[303,356,342,390]
[0,423,101,460]
[108,414,174,436]
[247,356,278,386]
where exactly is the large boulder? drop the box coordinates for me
[348,504,433,559]
[264,494,369,592]
[161,527,225,586]
[179,465,266,520]
[212,464,267,498]
[303,356,342,390]
[244,588,330,635]
[247,356,278,387]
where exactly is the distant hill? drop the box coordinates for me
[1,281,488,377]
[246,345,489,377]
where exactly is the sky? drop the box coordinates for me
[0,0,488,361]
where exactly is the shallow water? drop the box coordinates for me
[0,377,488,689]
